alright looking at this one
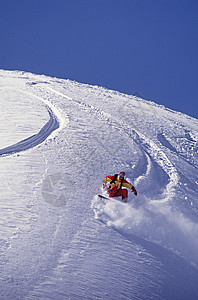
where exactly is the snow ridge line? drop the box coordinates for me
[23,90,68,134]
[134,129,179,201]
[0,108,59,156]
[0,89,68,156]
[46,87,179,202]
[134,153,152,186]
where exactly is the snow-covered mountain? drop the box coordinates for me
[0,69,198,299]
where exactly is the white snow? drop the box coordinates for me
[0,69,198,299]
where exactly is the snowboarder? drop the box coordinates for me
[103,171,137,202]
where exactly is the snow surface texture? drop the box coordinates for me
[0,69,198,299]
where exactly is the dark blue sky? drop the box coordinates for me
[1,0,198,118]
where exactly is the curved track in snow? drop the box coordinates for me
[0,108,59,157]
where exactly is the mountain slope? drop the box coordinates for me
[0,70,198,299]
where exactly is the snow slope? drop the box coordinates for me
[0,69,198,299]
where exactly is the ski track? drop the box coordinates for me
[0,70,198,299]
[0,108,59,156]
[0,88,68,156]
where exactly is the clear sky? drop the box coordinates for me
[0,0,198,119]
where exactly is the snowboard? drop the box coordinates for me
[98,194,128,203]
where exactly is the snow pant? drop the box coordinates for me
[109,186,128,199]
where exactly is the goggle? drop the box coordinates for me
[119,173,125,179]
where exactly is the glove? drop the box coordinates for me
[131,187,137,196]
[103,183,106,189]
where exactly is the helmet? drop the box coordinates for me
[119,171,126,176]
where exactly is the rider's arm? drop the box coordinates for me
[103,175,113,184]
[123,180,137,196]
